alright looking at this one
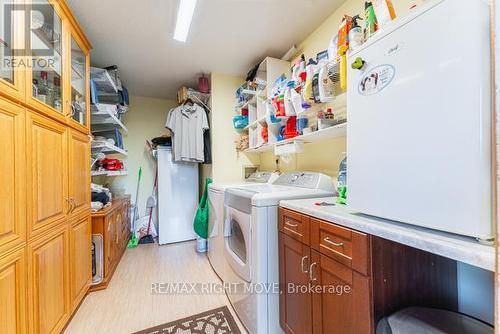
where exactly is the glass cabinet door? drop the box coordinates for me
[30,0,64,113]
[0,0,14,84]
[70,36,87,127]
[0,0,24,100]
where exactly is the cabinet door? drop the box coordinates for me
[26,111,68,238]
[67,31,89,133]
[26,0,68,122]
[311,250,372,334]
[68,129,90,218]
[106,213,116,273]
[69,214,91,311]
[279,233,312,334]
[0,247,27,334]
[27,226,70,334]
[0,97,26,252]
[0,0,26,103]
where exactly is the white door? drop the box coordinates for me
[158,148,198,245]
[224,205,252,282]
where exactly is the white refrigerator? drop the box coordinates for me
[157,147,198,245]
[347,0,492,240]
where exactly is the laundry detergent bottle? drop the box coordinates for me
[318,62,335,103]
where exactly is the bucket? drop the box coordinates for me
[196,237,208,253]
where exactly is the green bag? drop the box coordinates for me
[194,178,213,239]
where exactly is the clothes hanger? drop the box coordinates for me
[183,98,194,106]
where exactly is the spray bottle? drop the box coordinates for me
[348,15,364,50]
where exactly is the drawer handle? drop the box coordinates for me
[285,220,298,228]
[301,256,309,273]
[324,237,343,247]
[309,262,317,282]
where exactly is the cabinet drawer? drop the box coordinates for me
[311,218,370,276]
[279,208,310,245]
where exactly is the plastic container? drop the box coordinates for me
[196,237,207,253]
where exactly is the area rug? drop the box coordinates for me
[133,306,242,334]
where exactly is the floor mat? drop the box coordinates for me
[132,306,242,334]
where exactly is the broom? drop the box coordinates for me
[127,167,142,248]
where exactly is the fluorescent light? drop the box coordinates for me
[173,0,197,42]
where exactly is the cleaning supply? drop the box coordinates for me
[337,15,352,91]
[348,15,364,50]
[290,87,304,115]
[365,1,378,39]
[337,15,352,51]
[284,116,298,139]
[318,61,335,103]
[284,81,296,116]
[337,156,347,205]
[303,58,317,103]
[312,72,321,104]
[127,167,142,248]
[139,167,158,245]
[373,0,396,28]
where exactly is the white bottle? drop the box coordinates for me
[290,88,304,115]
[318,62,335,103]
[284,87,296,117]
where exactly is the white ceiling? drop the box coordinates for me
[66,0,343,99]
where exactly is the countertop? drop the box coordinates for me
[280,198,495,272]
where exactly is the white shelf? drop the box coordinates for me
[91,170,128,177]
[91,141,128,156]
[90,104,128,133]
[244,122,347,154]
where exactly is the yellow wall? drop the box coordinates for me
[259,0,415,179]
[211,72,260,182]
[107,95,177,220]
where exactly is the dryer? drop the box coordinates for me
[208,172,279,282]
[224,172,335,334]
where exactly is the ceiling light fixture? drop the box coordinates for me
[173,0,198,42]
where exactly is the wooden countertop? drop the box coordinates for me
[91,196,130,217]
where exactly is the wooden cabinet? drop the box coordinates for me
[0,247,28,334]
[279,208,462,334]
[0,0,92,332]
[279,208,372,334]
[279,234,312,334]
[69,214,91,311]
[68,129,90,218]
[0,97,26,253]
[26,111,68,238]
[310,250,371,334]
[90,198,131,291]
[27,226,70,334]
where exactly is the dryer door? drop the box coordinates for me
[224,205,252,282]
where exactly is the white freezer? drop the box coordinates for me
[157,147,198,245]
[347,0,492,240]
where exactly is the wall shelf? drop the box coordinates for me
[91,170,128,177]
[91,141,128,156]
[91,104,128,133]
[244,122,347,154]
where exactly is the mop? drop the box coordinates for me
[139,167,157,244]
[127,167,142,248]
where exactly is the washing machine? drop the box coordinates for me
[223,172,335,334]
[208,172,279,282]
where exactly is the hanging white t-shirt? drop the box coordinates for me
[166,103,209,163]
